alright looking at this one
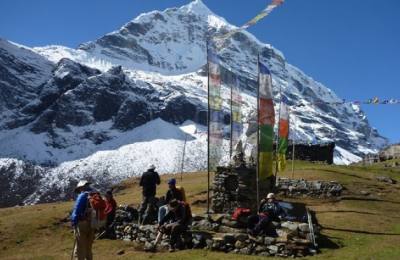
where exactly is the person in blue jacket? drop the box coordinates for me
[71,180,94,260]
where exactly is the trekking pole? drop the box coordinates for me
[147,229,164,252]
[71,227,79,260]
[154,230,163,246]
[71,238,76,260]
[95,230,106,240]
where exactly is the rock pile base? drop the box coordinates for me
[114,207,318,257]
[276,178,343,198]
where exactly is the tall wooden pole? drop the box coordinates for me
[206,40,211,215]
[230,71,233,160]
[256,55,260,210]
[274,86,282,184]
[291,109,295,178]
[180,133,187,182]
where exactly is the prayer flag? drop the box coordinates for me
[278,102,289,171]
[208,48,224,171]
[258,61,275,180]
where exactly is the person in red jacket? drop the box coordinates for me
[104,190,117,238]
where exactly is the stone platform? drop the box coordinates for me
[114,205,319,257]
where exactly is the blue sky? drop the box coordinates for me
[0,0,399,143]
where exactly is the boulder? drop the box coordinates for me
[267,245,279,254]
[298,223,310,233]
[234,233,248,242]
[281,221,299,231]
[234,240,246,249]
[264,236,276,245]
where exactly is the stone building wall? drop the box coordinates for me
[285,142,335,165]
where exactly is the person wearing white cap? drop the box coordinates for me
[138,164,160,224]
[248,193,286,236]
[259,193,285,222]
[70,180,94,260]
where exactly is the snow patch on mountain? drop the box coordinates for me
[22,118,216,204]
[334,146,362,165]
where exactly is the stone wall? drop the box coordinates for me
[276,178,343,198]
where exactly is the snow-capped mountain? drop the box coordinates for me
[0,0,387,206]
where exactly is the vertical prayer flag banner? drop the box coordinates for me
[278,102,289,171]
[258,62,275,180]
[208,48,224,171]
[222,69,243,150]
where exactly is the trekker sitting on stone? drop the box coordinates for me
[247,193,286,236]
[158,199,192,252]
[139,164,161,224]
[71,180,95,260]
[104,190,117,238]
[158,178,185,223]
[260,193,286,222]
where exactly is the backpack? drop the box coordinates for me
[87,192,107,230]
[180,201,192,224]
[232,207,251,221]
[176,186,187,202]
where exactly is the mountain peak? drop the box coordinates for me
[182,0,213,17]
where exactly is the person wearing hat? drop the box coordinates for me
[139,164,161,224]
[70,180,95,260]
[158,199,190,252]
[259,193,285,222]
[247,193,285,236]
[158,178,184,223]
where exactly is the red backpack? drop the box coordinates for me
[87,192,107,229]
[232,207,251,221]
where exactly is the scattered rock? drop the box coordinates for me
[360,190,370,196]
[376,176,397,184]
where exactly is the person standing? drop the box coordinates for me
[139,164,160,224]
[104,190,117,238]
[71,180,95,260]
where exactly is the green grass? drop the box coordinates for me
[1,162,400,259]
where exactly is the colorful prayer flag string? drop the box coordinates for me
[213,0,284,49]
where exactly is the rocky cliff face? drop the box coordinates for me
[0,0,388,206]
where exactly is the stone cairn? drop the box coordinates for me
[212,151,272,213]
[114,207,319,257]
[276,177,343,198]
